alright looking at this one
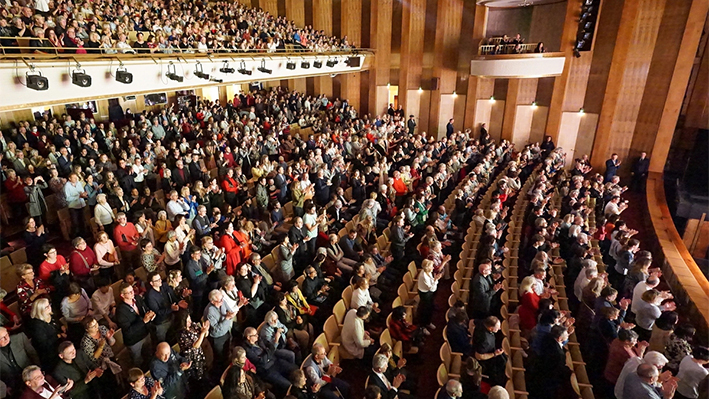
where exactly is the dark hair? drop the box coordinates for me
[81,315,97,330]
[127,368,144,384]
[147,271,161,284]
[618,328,638,342]
[539,309,561,325]
[68,282,82,296]
[601,286,617,298]
[693,346,709,361]
[483,316,499,328]
[549,325,567,340]
[140,238,152,251]
[654,312,678,331]
[391,306,407,321]
[58,340,74,354]
[356,306,370,318]
[42,244,56,256]
[175,309,191,331]
[190,246,202,255]
[674,323,696,340]
[364,386,382,399]
[95,276,110,288]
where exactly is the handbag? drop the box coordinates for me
[103,250,117,263]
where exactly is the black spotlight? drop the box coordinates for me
[326,59,338,67]
[286,61,296,70]
[301,61,310,69]
[313,60,322,68]
[72,69,92,87]
[573,49,581,58]
[26,70,48,91]
[238,61,252,75]
[258,60,272,74]
[220,61,235,74]
[209,77,223,83]
[194,62,210,80]
[166,62,183,82]
[115,67,133,84]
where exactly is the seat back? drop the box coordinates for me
[341,285,353,308]
[333,300,346,325]
[323,315,341,344]
[9,248,27,265]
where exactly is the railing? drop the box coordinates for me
[0,36,368,58]
[646,172,709,344]
[478,43,540,55]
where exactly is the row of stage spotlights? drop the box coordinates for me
[25,58,344,90]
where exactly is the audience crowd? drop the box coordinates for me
[0,0,353,54]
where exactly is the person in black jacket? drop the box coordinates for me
[115,283,155,368]
[472,317,507,387]
[289,369,319,399]
[631,151,650,192]
[145,271,187,343]
[150,342,191,399]
[25,298,64,372]
[171,159,191,191]
[468,260,503,320]
[527,325,573,399]
[243,326,297,397]
[446,312,473,357]
[368,354,413,399]
[185,246,213,319]
[389,216,413,270]
[52,341,107,399]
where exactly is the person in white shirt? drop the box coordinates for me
[166,190,190,221]
[93,194,116,232]
[604,195,628,217]
[21,365,73,399]
[574,259,599,301]
[369,354,412,399]
[350,277,380,313]
[418,259,442,331]
[341,307,372,360]
[675,349,709,399]
[632,276,660,314]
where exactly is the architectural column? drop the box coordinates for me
[368,0,393,116]
[545,0,588,143]
[285,0,307,93]
[313,0,334,97]
[463,5,492,132]
[649,0,708,173]
[501,79,539,149]
[591,0,668,170]
[428,0,464,139]
[339,0,362,111]
[398,0,426,122]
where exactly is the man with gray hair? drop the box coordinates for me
[438,379,463,399]
[243,326,297,396]
[260,310,296,364]
[623,363,678,399]
[368,353,412,399]
[204,289,236,369]
[0,326,39,394]
[615,351,670,399]
[302,343,349,399]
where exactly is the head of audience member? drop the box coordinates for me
[483,316,501,333]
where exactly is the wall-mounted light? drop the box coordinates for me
[578,108,585,115]
[166,62,183,82]
[489,96,496,103]
[452,91,458,98]
[418,87,423,94]
[387,83,390,88]
[531,101,538,109]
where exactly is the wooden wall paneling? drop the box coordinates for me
[501,78,538,144]
[529,106,549,144]
[545,0,584,142]
[241,0,253,8]
[685,38,709,130]
[591,0,668,171]
[575,112,599,162]
[463,77,495,133]
[629,0,692,162]
[368,0,393,115]
[428,0,464,138]
[285,0,307,93]
[417,90,431,136]
[528,2,567,51]
[260,0,279,16]
[649,0,709,173]
[339,0,363,111]
[488,100,505,143]
[486,7,532,39]
[453,93,466,131]
[454,1,478,96]
[313,0,334,97]
[398,0,426,117]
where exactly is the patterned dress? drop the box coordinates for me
[16,277,51,316]
[128,376,159,399]
[178,324,206,379]
[81,325,115,367]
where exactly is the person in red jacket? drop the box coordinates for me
[388,306,424,353]
[518,275,547,333]
[218,222,243,276]
[221,168,240,207]
[68,237,99,292]
[113,212,140,269]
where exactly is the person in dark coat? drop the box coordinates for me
[468,260,502,320]
[631,152,650,192]
[20,365,73,399]
[527,325,573,399]
[446,119,455,139]
[115,283,155,368]
[25,298,64,372]
[369,354,414,399]
[0,327,40,395]
[446,312,473,357]
[604,154,621,182]
[150,342,190,399]
[52,341,105,399]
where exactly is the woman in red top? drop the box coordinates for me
[4,169,27,211]
[218,222,242,276]
[388,306,423,353]
[221,168,239,206]
[39,244,68,282]
[518,276,544,333]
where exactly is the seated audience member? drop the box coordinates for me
[341,306,375,360]
[243,326,297,396]
[150,342,191,399]
[369,354,413,399]
[302,343,350,399]
[388,306,425,353]
[90,278,118,330]
[290,368,319,399]
[260,310,298,364]
[376,343,417,394]
[447,311,473,357]
[665,324,696,374]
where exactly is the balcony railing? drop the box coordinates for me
[478,43,541,55]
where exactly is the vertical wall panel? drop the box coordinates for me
[261,0,279,16]
[339,0,363,110]
[398,0,426,117]
[313,0,334,96]
[368,0,393,115]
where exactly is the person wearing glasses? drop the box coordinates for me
[20,365,73,399]
[145,271,187,342]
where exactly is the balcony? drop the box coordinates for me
[0,42,372,110]
[470,52,566,78]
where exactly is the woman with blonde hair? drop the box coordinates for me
[94,193,115,232]
[153,210,171,247]
[94,231,120,280]
[26,298,65,370]
[418,259,442,331]
[518,275,544,333]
